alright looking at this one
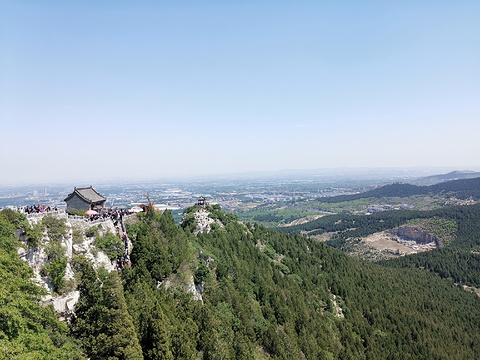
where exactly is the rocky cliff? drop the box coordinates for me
[17,213,117,320]
[191,207,224,234]
[18,211,204,320]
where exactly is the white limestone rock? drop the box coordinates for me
[187,275,203,303]
[20,214,117,319]
[43,290,80,321]
[193,208,223,234]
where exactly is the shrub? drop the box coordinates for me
[26,222,45,248]
[95,232,124,261]
[263,245,278,260]
[72,228,83,245]
[45,240,66,261]
[181,213,197,233]
[0,209,28,228]
[274,262,290,274]
[85,226,98,238]
[41,243,67,293]
[42,216,67,241]
[42,258,68,292]
[194,263,210,285]
[68,210,88,216]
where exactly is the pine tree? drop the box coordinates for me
[70,265,143,359]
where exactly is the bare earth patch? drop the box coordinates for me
[347,229,439,261]
[311,232,336,242]
[363,232,418,255]
[459,284,480,298]
[280,214,325,227]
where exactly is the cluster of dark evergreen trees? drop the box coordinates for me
[1,205,480,359]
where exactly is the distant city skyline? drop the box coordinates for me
[1,1,479,186]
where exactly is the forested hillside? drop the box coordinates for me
[280,203,480,242]
[2,206,480,359]
[314,177,480,203]
[75,206,480,359]
[280,201,480,287]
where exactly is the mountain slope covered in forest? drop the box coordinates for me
[83,205,480,359]
[314,176,480,203]
[2,205,480,359]
[279,197,480,291]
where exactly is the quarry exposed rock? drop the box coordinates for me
[392,225,441,247]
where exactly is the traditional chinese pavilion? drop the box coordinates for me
[64,186,107,211]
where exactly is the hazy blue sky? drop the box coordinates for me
[1,1,479,185]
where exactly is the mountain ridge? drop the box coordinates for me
[409,170,480,186]
[313,176,480,203]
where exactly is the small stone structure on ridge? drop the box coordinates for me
[64,186,107,211]
[197,196,208,207]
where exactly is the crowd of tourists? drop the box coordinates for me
[115,251,131,272]
[83,208,135,222]
[23,205,58,214]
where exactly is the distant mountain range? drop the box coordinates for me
[408,170,480,186]
[316,175,480,203]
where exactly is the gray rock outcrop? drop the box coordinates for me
[193,208,223,234]
[19,214,117,319]
[392,225,441,247]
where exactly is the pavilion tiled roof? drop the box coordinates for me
[64,186,106,203]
